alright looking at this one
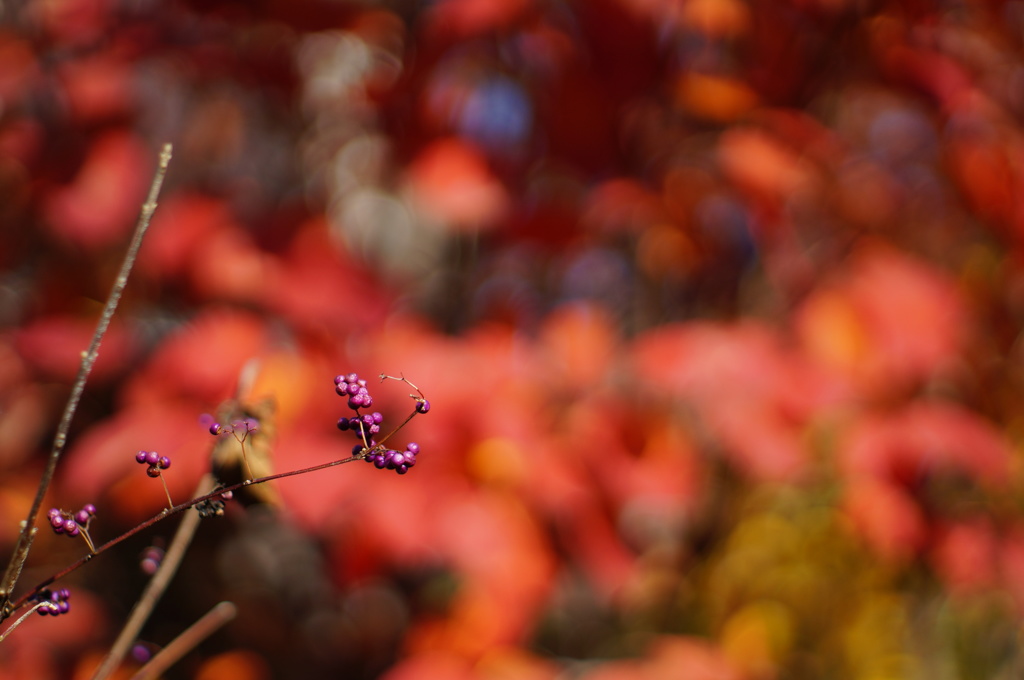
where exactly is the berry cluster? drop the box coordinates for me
[337,411,384,441]
[32,588,71,616]
[334,372,428,475]
[135,450,171,477]
[207,417,259,438]
[47,504,96,539]
[363,442,420,474]
[136,450,174,508]
[335,373,374,410]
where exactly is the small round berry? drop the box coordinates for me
[209,423,222,435]
[158,456,171,469]
[346,373,359,384]
[50,514,65,530]
[146,466,161,478]
[140,546,164,575]
[63,519,80,536]
[82,503,97,516]
[373,455,388,469]
[48,507,61,519]
[416,400,431,414]
[390,452,406,467]
[74,509,90,525]
[396,464,409,475]
[136,450,148,464]
[334,374,345,385]
[337,418,351,431]
[406,442,420,455]
[145,451,160,466]
[352,444,365,457]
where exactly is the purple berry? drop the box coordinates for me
[346,373,359,384]
[209,423,222,435]
[337,418,351,431]
[406,442,420,455]
[82,503,96,516]
[64,519,80,536]
[145,451,160,466]
[372,412,384,424]
[48,507,61,519]
[140,547,164,575]
[396,465,409,475]
[158,456,171,469]
[50,515,65,531]
[136,450,148,464]
[74,509,90,525]
[373,455,388,469]
[416,400,431,414]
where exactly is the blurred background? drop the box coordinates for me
[2,0,1024,678]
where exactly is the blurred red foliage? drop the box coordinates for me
[3,0,1024,678]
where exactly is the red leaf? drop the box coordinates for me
[844,478,927,564]
[121,308,273,406]
[424,0,533,38]
[796,243,967,394]
[931,519,998,595]
[43,131,150,250]
[14,313,135,383]
[838,402,1011,489]
[405,137,508,230]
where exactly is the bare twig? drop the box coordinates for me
[9,451,367,614]
[0,601,62,642]
[90,474,215,680]
[130,601,237,680]
[0,143,173,622]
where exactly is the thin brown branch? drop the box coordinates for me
[9,452,364,613]
[0,143,173,622]
[90,474,215,680]
[130,601,237,680]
